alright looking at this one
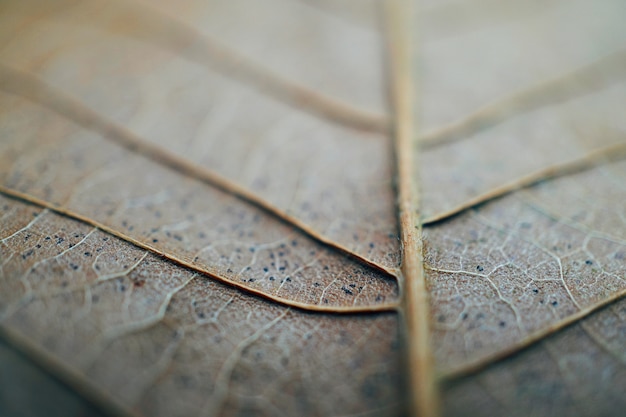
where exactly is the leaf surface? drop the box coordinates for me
[1,0,625,416]
[416,0,626,379]
[0,0,400,270]
[0,195,402,416]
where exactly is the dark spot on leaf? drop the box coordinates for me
[341,286,353,295]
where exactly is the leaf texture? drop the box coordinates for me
[443,299,626,417]
[0,73,400,310]
[0,0,400,270]
[0,195,403,416]
[1,0,625,416]
[417,0,626,379]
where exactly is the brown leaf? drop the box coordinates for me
[1,0,625,416]
[0,195,402,416]
[417,0,626,382]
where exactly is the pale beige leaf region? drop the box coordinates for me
[296,0,383,30]
[148,0,388,114]
[0,0,401,270]
[0,93,398,310]
[1,0,626,415]
[418,0,626,130]
[0,195,403,417]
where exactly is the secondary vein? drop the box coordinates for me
[0,63,398,279]
[0,186,399,315]
[420,47,626,149]
[439,289,626,382]
[15,0,389,133]
[423,140,626,225]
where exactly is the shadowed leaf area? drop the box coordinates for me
[0,0,624,416]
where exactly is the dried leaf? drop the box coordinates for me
[1,0,625,416]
